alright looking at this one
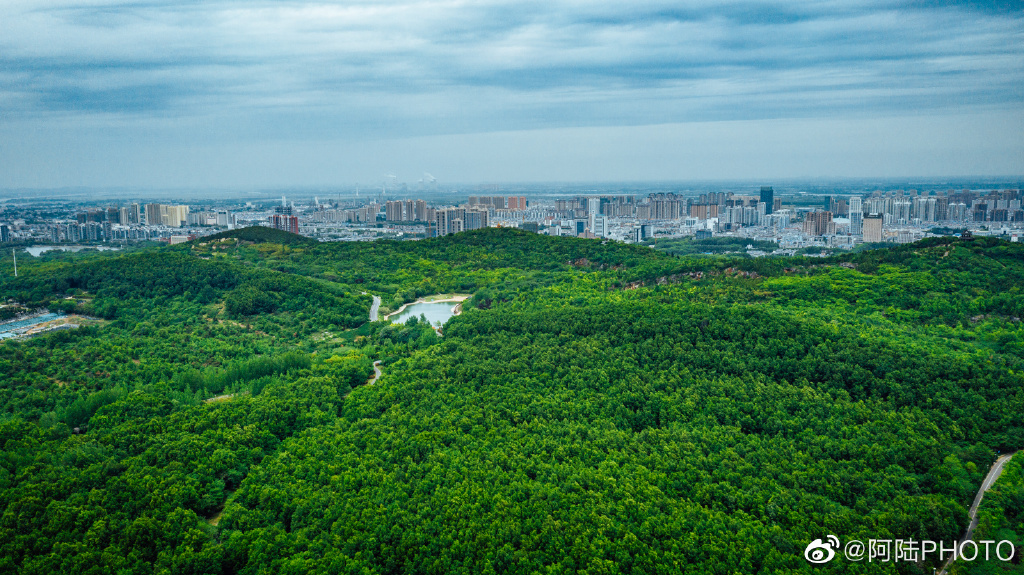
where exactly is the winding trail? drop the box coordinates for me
[368,295,381,321]
[366,360,382,386]
[938,452,1016,575]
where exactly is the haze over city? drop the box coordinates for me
[1,0,1022,188]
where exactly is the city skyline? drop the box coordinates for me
[1,1,1022,187]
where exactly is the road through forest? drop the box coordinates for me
[938,452,1016,574]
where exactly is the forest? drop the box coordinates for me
[1,228,1022,574]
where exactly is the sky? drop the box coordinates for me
[1,0,1022,188]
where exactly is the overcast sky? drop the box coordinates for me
[1,0,1022,188]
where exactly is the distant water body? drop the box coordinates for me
[0,313,64,339]
[25,246,120,257]
[390,302,458,326]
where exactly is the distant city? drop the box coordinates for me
[1,183,1023,253]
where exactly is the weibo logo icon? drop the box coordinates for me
[804,535,839,564]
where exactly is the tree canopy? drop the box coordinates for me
[1,229,1022,574]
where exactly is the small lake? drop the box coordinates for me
[25,246,121,257]
[0,313,65,339]
[390,302,459,326]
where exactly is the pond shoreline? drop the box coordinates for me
[0,309,49,327]
[25,245,121,257]
[383,294,470,322]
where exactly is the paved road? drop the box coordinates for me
[368,295,381,321]
[367,360,382,385]
[938,452,1016,575]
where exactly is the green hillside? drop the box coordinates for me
[1,230,1022,574]
[203,226,317,245]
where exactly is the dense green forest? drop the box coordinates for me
[1,228,1022,574]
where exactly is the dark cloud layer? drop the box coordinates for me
[3,1,1021,129]
[0,0,1021,186]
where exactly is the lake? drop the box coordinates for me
[0,313,65,339]
[25,246,121,257]
[390,302,459,326]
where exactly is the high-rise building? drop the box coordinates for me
[849,197,863,235]
[760,186,774,215]
[0,224,10,242]
[145,203,162,226]
[85,222,103,241]
[473,196,506,209]
[64,223,82,242]
[435,207,488,236]
[165,205,189,227]
[385,201,403,222]
[689,204,719,220]
[934,196,949,221]
[386,199,429,221]
[587,198,601,233]
[436,209,451,236]
[637,193,685,220]
[828,197,849,216]
[269,214,300,234]
[863,214,884,243]
[144,203,189,227]
[803,210,833,236]
[507,196,527,210]
[464,210,485,231]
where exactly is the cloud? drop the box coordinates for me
[0,0,1021,186]
[1,0,1020,134]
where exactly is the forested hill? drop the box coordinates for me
[0,230,1022,574]
[203,227,316,245]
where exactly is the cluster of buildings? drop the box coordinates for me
[293,197,492,240]
[469,196,528,211]
[385,200,430,222]
[0,201,235,245]
[856,189,1023,225]
[144,203,190,228]
[380,199,493,236]
[512,186,1023,248]
[310,203,381,224]
[268,205,300,234]
[348,198,499,236]
[3,186,1021,249]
